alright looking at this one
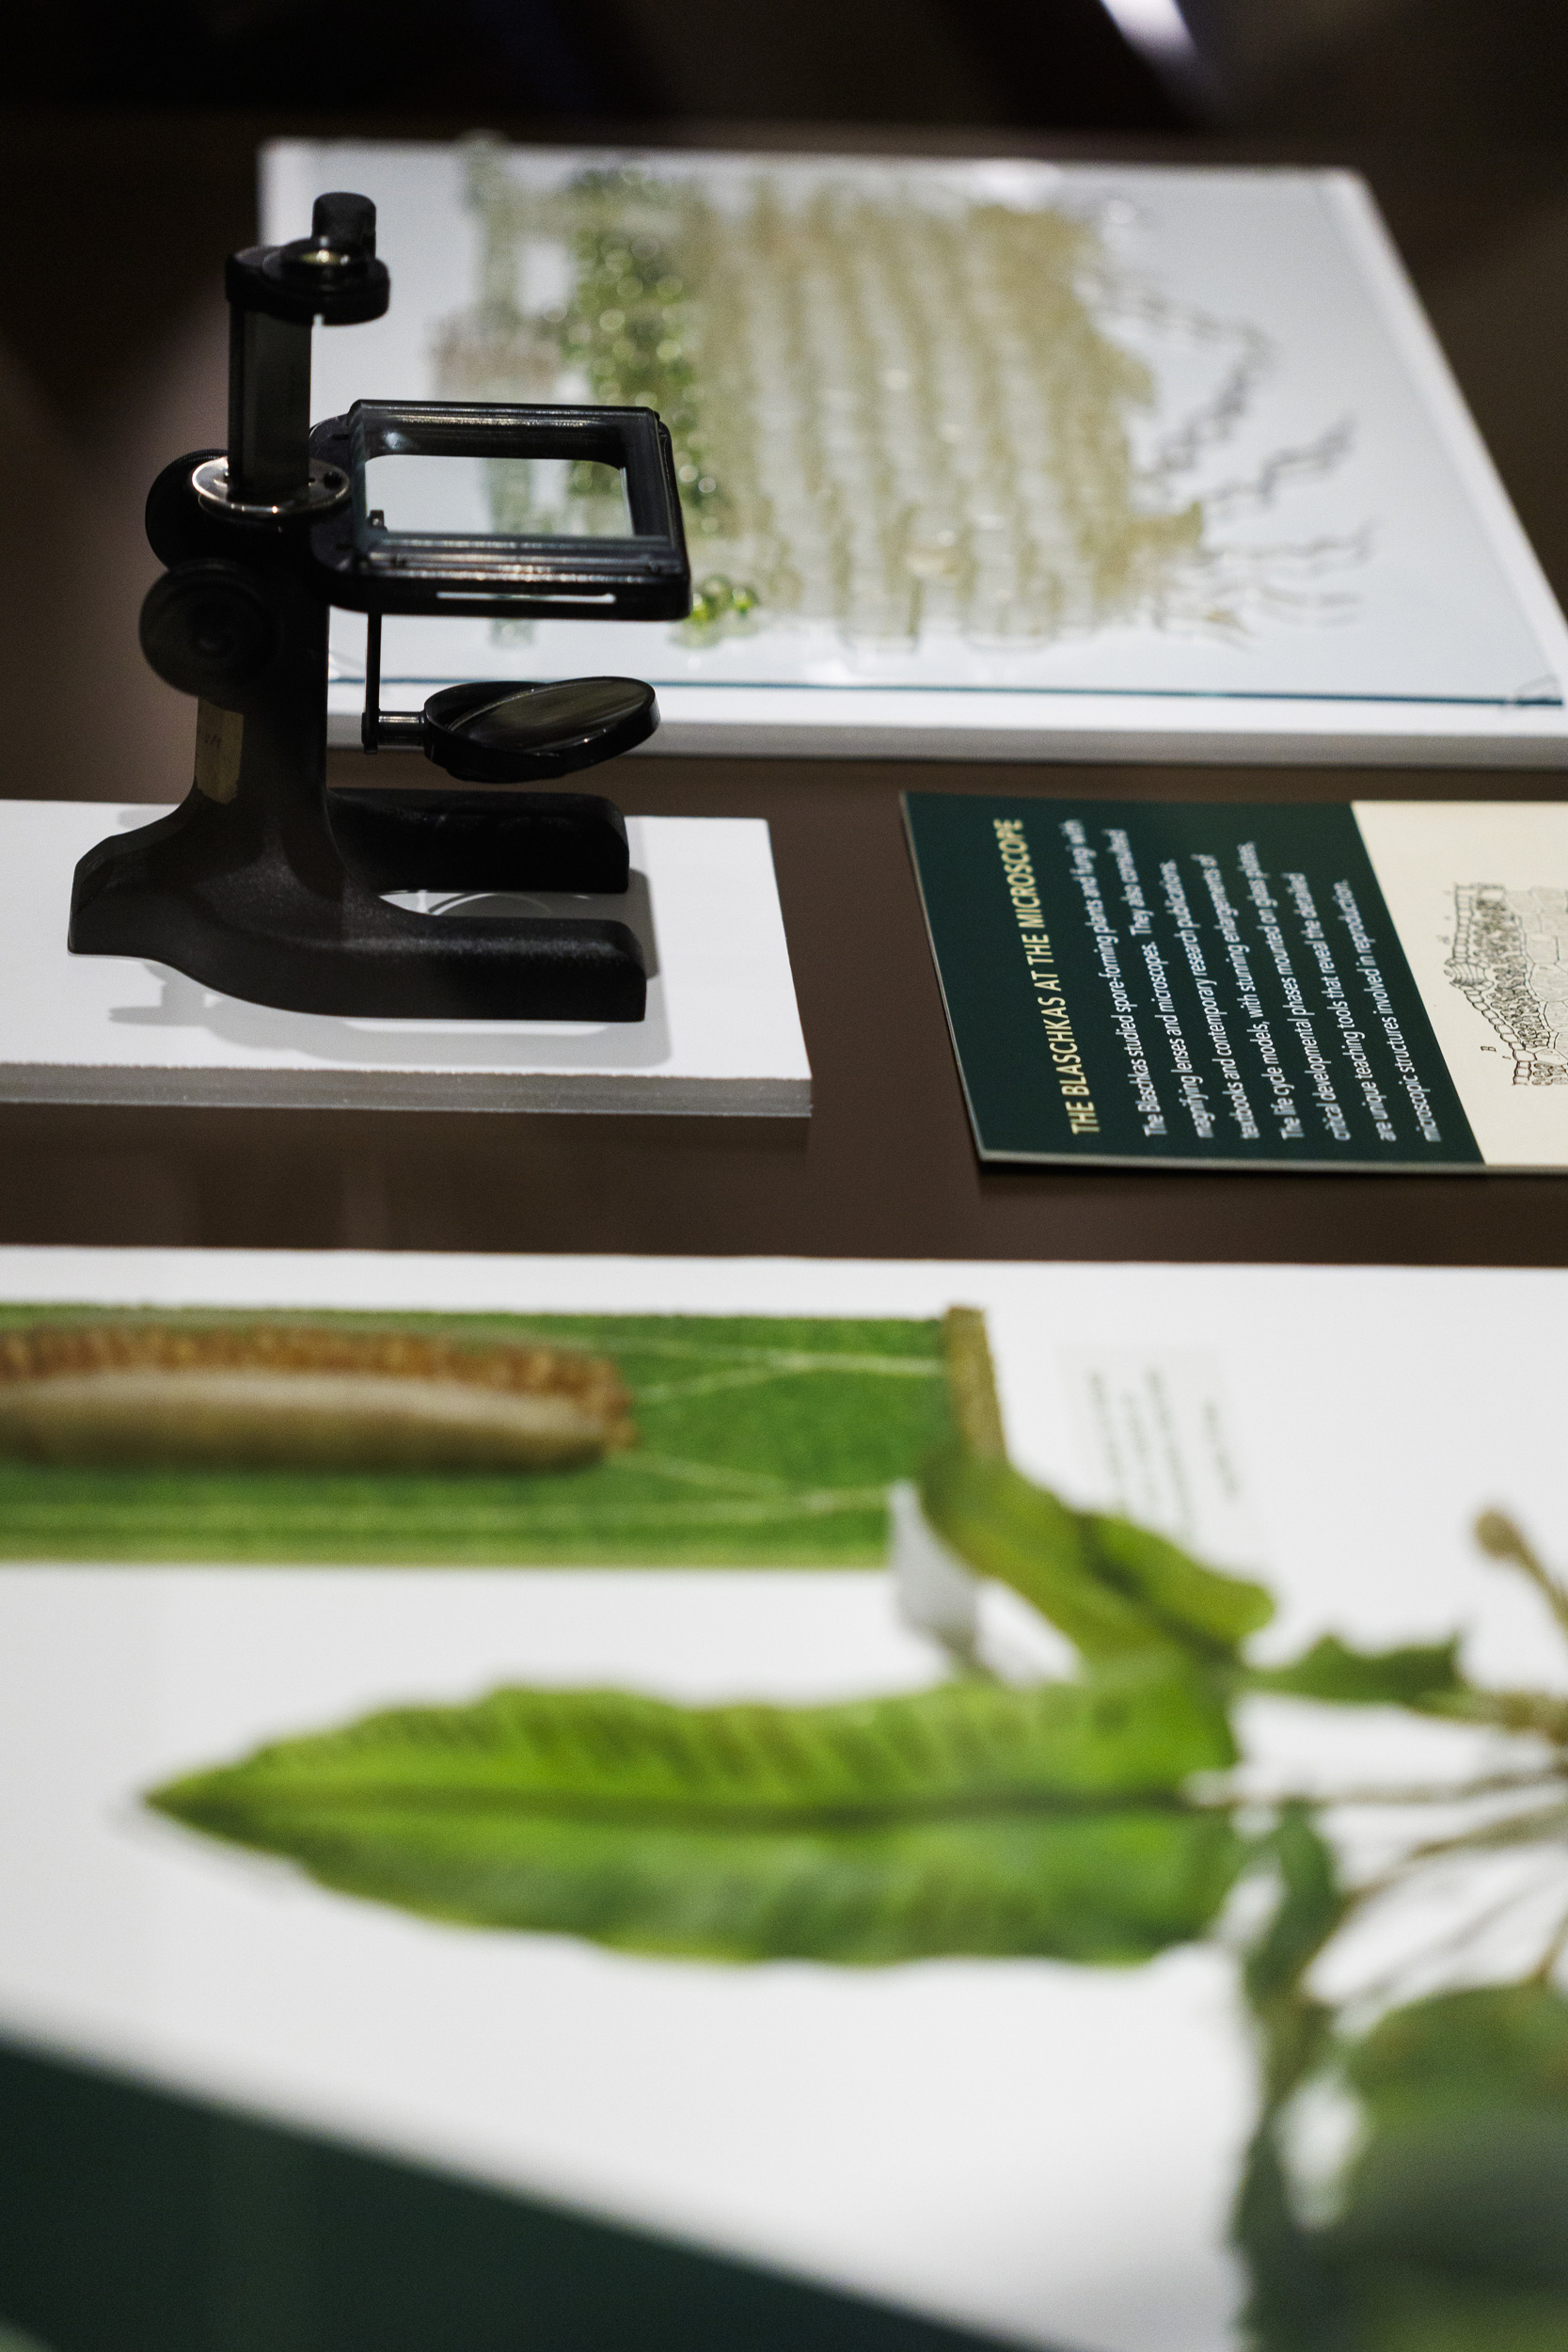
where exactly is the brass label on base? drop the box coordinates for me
[193,702,244,803]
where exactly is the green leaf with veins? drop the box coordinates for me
[147,1662,1243,1964]
[919,1443,1273,1663]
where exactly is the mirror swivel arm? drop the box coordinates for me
[359,612,422,753]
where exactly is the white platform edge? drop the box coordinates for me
[0,806,811,1118]
[0,1065,809,1115]
[328,689,1568,767]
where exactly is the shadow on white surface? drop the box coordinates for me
[105,870,673,1071]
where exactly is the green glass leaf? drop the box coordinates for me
[1326,2032,1568,2349]
[1333,2106,1568,2292]
[1243,1806,1345,2020]
[1229,1822,1384,2349]
[1232,2122,1355,2352]
[1345,1982,1568,2126]
[1243,1989,1568,2351]
[1246,1635,1467,1710]
[920,1446,1153,1658]
[148,1666,1243,1965]
[1344,2271,1568,2352]
[1086,1512,1275,1649]
[919,1445,1273,1662]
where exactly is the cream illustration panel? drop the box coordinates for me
[1354,800,1568,1166]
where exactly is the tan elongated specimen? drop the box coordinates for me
[0,1323,636,1472]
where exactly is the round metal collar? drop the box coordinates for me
[191,456,350,522]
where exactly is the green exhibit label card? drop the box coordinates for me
[905,795,1568,1170]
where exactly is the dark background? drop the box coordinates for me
[1,0,1566,1261]
[12,0,1568,140]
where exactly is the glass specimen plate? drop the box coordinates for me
[263,142,1568,765]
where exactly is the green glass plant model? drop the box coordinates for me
[148,1311,1568,2351]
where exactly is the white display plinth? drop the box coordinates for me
[0,803,810,1116]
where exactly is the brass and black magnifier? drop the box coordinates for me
[70,192,690,1021]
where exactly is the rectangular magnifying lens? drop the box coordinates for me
[309,400,690,621]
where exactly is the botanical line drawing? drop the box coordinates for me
[1446,882,1568,1086]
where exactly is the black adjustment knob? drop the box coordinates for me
[227,189,390,328]
[139,560,280,702]
[309,192,377,258]
[421,677,658,784]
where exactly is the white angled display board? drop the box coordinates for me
[263,142,1568,766]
